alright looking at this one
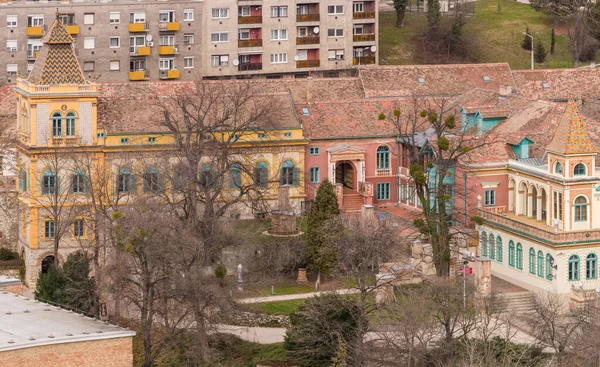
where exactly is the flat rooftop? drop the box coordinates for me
[0,291,135,352]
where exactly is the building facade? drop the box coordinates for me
[0,0,377,82]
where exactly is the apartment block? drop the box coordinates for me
[0,0,378,82]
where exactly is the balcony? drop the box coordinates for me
[238,39,262,48]
[159,22,180,31]
[296,36,320,45]
[128,23,147,32]
[158,45,179,55]
[159,69,180,79]
[353,56,376,65]
[296,14,320,22]
[375,169,392,176]
[353,11,376,19]
[478,208,600,246]
[296,60,320,68]
[26,26,44,37]
[353,34,376,42]
[129,70,149,81]
[238,62,262,71]
[66,25,80,35]
[131,46,151,56]
[238,16,262,24]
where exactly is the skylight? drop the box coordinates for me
[418,77,425,84]
[542,82,550,89]
[482,76,491,83]
[302,108,309,115]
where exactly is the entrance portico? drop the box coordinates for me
[327,145,366,189]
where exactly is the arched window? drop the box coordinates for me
[118,168,133,193]
[480,231,487,257]
[546,253,552,280]
[537,250,544,277]
[377,145,390,170]
[18,168,27,192]
[280,160,298,186]
[65,112,76,137]
[554,162,563,175]
[229,163,242,189]
[71,168,86,194]
[516,243,523,270]
[52,112,62,137]
[574,196,588,222]
[255,162,268,188]
[489,233,496,260]
[42,169,56,194]
[496,237,503,263]
[574,163,587,177]
[529,247,536,274]
[143,167,160,192]
[586,253,597,280]
[172,165,186,192]
[569,255,580,281]
[508,241,515,267]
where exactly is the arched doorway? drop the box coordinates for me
[335,162,355,189]
[41,255,55,274]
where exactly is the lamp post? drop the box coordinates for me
[522,32,534,70]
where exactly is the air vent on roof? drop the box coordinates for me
[482,76,491,83]
[542,82,550,89]
[418,77,425,84]
[302,108,309,115]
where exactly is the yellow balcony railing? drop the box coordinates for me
[131,46,151,56]
[159,69,180,79]
[353,12,376,19]
[35,50,40,59]
[129,70,148,81]
[66,25,80,35]
[26,26,44,37]
[159,22,180,31]
[158,45,178,55]
[353,56,376,65]
[353,34,376,42]
[128,23,147,32]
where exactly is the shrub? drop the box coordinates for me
[215,265,227,279]
[535,40,547,63]
[0,247,17,261]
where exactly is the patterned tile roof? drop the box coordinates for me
[27,17,86,85]
[546,101,598,155]
[513,68,600,101]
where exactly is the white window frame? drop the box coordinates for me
[27,39,42,58]
[271,6,288,18]
[159,10,176,23]
[239,6,251,17]
[328,49,345,60]
[211,32,229,43]
[109,36,120,48]
[183,9,194,21]
[109,60,120,71]
[327,5,344,14]
[183,56,194,69]
[6,64,18,77]
[159,58,175,71]
[83,13,95,25]
[159,35,175,46]
[6,15,17,28]
[271,29,288,41]
[238,29,251,40]
[484,189,496,207]
[28,15,44,27]
[130,11,146,24]
[211,55,229,66]
[183,33,195,45]
[298,27,307,37]
[270,52,288,64]
[129,35,146,54]
[353,25,364,35]
[83,37,95,49]
[109,12,120,24]
[6,40,17,52]
[353,2,364,12]
[211,8,229,19]
[327,27,344,38]
[83,61,95,72]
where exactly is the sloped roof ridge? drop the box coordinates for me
[364,62,511,70]
[546,100,599,155]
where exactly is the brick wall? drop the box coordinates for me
[0,336,133,367]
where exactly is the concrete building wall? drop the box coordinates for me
[0,337,133,367]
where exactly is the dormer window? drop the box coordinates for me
[574,163,587,177]
[554,162,562,175]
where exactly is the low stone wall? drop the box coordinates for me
[228,311,290,328]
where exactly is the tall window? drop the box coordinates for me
[574,163,586,177]
[537,250,544,277]
[554,162,562,175]
[143,167,160,192]
[73,219,85,238]
[309,167,320,184]
[546,253,552,280]
[52,112,62,137]
[553,191,563,221]
[489,233,496,260]
[586,253,597,280]
[480,231,487,257]
[280,160,298,186]
[172,166,186,191]
[377,146,390,169]
[528,247,536,274]
[71,168,86,194]
[65,112,76,136]
[496,237,503,263]
[516,243,523,270]
[568,255,580,281]
[229,163,242,189]
[574,196,588,222]
[484,189,496,206]
[19,168,27,192]
[255,162,268,188]
[44,220,55,238]
[200,164,214,188]
[508,241,515,267]
[376,182,391,201]
[118,168,133,193]
[42,169,56,194]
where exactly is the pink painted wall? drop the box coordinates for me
[251,7,262,16]
[454,166,509,225]
[250,28,262,39]
[307,49,320,60]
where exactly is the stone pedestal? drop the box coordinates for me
[411,239,436,276]
[472,258,492,297]
[296,268,307,283]
[270,212,297,235]
[362,204,374,219]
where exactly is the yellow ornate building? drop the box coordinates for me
[15,17,307,286]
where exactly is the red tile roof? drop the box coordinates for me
[512,68,600,100]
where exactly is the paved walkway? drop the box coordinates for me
[236,288,361,304]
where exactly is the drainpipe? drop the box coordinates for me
[396,137,402,207]
[463,172,467,226]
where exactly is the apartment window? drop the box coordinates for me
[45,220,55,239]
[130,11,146,24]
[212,8,229,19]
[238,29,250,40]
[6,40,17,52]
[109,60,120,71]
[271,52,287,64]
[353,2,364,12]
[109,12,120,24]
[239,6,251,17]
[271,6,288,17]
[28,15,44,27]
[184,9,194,21]
[484,189,496,206]
[353,25,363,35]
[271,29,288,40]
[109,36,120,48]
[83,61,95,72]
[327,5,344,14]
[83,13,95,25]
[129,35,146,53]
[309,147,320,155]
[184,57,194,69]
[159,11,176,23]
[6,15,17,28]
[553,191,563,221]
[83,37,95,49]
[159,58,175,70]
[6,64,17,77]
[327,27,344,38]
[211,32,229,43]
[376,182,391,201]
[27,39,42,58]
[297,5,309,15]
[309,167,320,183]
[298,27,308,37]
[58,14,75,26]
[159,35,175,46]
[130,59,145,71]
[73,219,85,238]
[183,33,195,45]
[328,49,345,60]
[211,55,229,66]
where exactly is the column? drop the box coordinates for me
[536,195,542,221]
[527,192,533,217]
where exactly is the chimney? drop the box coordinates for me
[499,85,512,98]
[306,76,313,102]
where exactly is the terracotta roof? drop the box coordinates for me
[359,64,516,98]
[28,17,86,85]
[546,101,599,155]
[512,68,600,101]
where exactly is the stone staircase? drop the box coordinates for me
[342,193,364,213]
[501,291,536,314]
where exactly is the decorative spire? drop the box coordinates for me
[546,101,598,155]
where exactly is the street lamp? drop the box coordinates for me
[463,260,469,309]
[522,32,534,70]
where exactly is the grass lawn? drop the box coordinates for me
[379,0,597,69]
[245,299,307,315]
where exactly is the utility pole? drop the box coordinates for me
[523,32,534,70]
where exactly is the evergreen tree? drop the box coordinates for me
[393,0,410,27]
[35,265,67,305]
[522,27,533,50]
[535,39,547,63]
[427,0,442,32]
[306,179,341,287]
[550,27,556,54]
